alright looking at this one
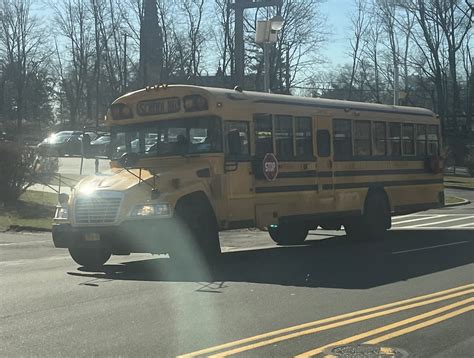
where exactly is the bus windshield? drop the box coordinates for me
[110,116,222,159]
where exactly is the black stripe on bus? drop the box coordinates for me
[318,172,333,178]
[257,178,442,194]
[333,168,427,177]
[253,99,434,118]
[332,178,443,190]
[255,185,319,193]
[278,171,317,178]
[274,168,428,179]
[334,156,430,162]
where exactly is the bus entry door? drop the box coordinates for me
[316,117,335,211]
[222,122,256,229]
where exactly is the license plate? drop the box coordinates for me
[84,233,100,241]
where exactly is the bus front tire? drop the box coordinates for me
[68,247,111,268]
[173,194,221,263]
[344,191,391,241]
[268,224,308,245]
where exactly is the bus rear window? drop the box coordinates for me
[428,125,439,155]
[416,124,427,155]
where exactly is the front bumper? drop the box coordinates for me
[52,219,177,254]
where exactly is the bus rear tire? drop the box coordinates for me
[344,191,391,241]
[268,224,308,245]
[68,247,111,268]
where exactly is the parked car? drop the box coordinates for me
[90,134,111,156]
[37,131,99,156]
[0,132,15,142]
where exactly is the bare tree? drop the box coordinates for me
[52,0,94,127]
[0,0,49,131]
[347,0,371,100]
[180,0,206,77]
[212,0,234,82]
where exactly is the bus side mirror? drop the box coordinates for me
[118,152,139,168]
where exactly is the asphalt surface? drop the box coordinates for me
[1,189,473,357]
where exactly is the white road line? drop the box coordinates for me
[0,240,52,246]
[394,227,474,230]
[394,214,472,217]
[392,241,469,254]
[450,222,474,228]
[392,215,447,225]
[408,215,474,228]
[392,214,423,219]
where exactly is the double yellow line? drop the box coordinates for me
[178,283,473,358]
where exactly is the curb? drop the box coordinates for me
[6,225,52,233]
[444,197,471,207]
[444,184,474,191]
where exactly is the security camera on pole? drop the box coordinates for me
[255,15,284,93]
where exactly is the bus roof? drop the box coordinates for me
[118,84,437,119]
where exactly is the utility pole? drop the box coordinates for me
[229,0,282,87]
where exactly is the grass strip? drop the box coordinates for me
[0,191,56,231]
[445,196,467,205]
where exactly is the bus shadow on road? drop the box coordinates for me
[69,229,474,289]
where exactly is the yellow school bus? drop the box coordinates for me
[52,85,444,267]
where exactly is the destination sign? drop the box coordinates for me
[137,97,181,116]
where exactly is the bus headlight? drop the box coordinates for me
[54,206,69,220]
[131,203,170,217]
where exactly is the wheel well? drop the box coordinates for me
[364,187,392,228]
[364,187,391,213]
[175,191,217,222]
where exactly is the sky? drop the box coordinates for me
[33,0,355,70]
[319,0,354,68]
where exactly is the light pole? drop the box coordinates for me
[230,0,283,87]
[256,15,284,93]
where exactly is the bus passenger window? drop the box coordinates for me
[428,125,439,155]
[254,114,273,155]
[373,122,386,156]
[416,124,427,155]
[333,119,352,159]
[275,115,294,159]
[317,130,330,157]
[295,117,313,158]
[388,123,401,156]
[354,120,371,156]
[402,123,415,155]
[224,121,250,158]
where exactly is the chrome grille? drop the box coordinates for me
[74,192,123,225]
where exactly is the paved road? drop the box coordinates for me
[58,157,110,176]
[1,192,473,357]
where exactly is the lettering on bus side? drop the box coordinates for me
[137,97,181,116]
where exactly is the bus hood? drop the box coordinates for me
[74,168,156,193]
